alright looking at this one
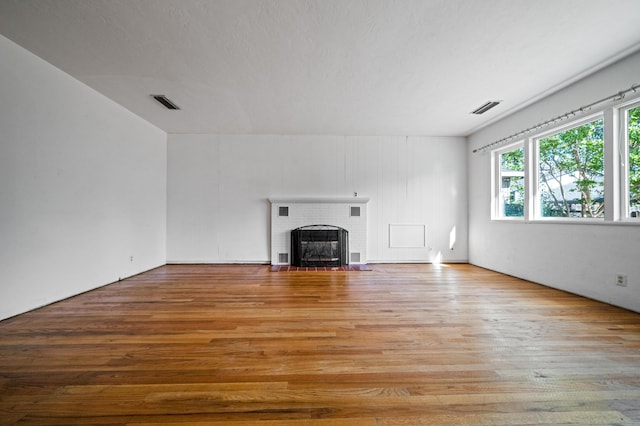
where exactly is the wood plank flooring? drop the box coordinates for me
[1,264,639,425]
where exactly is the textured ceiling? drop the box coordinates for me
[1,0,640,136]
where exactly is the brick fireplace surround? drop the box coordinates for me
[269,197,370,266]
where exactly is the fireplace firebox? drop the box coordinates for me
[291,225,348,267]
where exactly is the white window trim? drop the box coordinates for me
[619,100,640,221]
[492,141,525,220]
[490,91,640,225]
[532,112,605,221]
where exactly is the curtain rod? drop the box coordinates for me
[472,83,640,154]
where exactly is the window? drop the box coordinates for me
[490,94,640,224]
[626,104,640,218]
[495,144,525,218]
[536,118,605,218]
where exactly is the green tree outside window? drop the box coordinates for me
[628,106,640,216]
[538,119,604,218]
[500,147,524,217]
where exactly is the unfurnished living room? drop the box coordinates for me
[1,1,639,424]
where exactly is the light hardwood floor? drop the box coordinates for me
[1,264,639,425]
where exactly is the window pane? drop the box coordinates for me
[499,147,524,217]
[629,105,640,217]
[538,119,604,218]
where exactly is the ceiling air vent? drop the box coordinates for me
[471,100,501,115]
[151,94,180,110]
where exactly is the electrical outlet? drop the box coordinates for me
[616,274,627,287]
[130,256,134,262]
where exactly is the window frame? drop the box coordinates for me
[489,91,640,225]
[621,100,640,221]
[492,141,525,220]
[532,113,605,221]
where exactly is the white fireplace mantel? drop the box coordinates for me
[268,197,370,204]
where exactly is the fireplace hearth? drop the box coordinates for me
[291,225,348,267]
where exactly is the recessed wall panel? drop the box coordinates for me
[389,224,425,248]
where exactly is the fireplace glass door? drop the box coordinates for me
[291,225,348,267]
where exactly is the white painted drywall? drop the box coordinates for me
[468,51,640,313]
[0,35,167,320]
[167,135,467,264]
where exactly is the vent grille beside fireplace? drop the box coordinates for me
[291,225,348,267]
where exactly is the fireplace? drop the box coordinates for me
[269,197,369,266]
[291,225,348,267]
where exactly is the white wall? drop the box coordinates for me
[167,134,467,264]
[468,51,640,313]
[0,35,167,320]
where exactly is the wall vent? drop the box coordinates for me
[278,253,289,264]
[350,206,361,217]
[471,100,501,115]
[279,206,289,217]
[151,94,180,110]
[350,252,361,263]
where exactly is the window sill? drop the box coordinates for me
[491,218,640,226]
